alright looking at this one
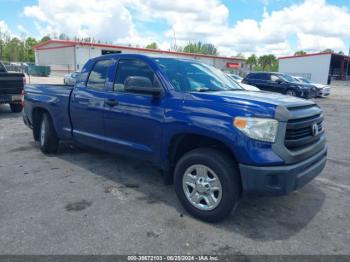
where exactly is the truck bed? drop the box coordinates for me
[24,84,74,140]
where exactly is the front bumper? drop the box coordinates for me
[300,88,317,99]
[239,147,327,196]
[317,87,331,97]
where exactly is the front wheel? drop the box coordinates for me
[286,89,297,96]
[174,148,241,222]
[39,113,59,154]
[9,103,23,113]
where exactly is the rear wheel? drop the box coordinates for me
[9,103,23,113]
[39,113,59,154]
[174,148,241,222]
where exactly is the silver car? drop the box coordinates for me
[293,76,331,97]
[63,72,79,85]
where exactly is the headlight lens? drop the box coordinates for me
[233,117,279,142]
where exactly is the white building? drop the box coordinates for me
[279,52,350,84]
[33,40,246,75]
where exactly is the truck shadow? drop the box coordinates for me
[0,104,22,120]
[56,142,325,242]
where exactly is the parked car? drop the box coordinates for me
[0,61,25,112]
[64,72,79,85]
[23,55,327,222]
[227,74,260,91]
[227,73,243,82]
[242,72,318,99]
[293,76,331,97]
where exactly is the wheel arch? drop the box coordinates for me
[166,133,240,182]
[32,107,54,141]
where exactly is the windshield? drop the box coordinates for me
[154,58,242,92]
[298,77,312,84]
[228,74,243,81]
[279,74,298,83]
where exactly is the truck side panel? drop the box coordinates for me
[24,84,73,140]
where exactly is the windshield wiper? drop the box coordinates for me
[195,88,217,92]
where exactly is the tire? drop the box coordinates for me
[174,148,241,222]
[39,113,59,154]
[286,89,297,96]
[9,103,23,113]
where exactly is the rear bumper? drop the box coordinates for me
[0,94,22,104]
[239,147,327,196]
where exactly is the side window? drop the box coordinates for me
[114,59,157,92]
[246,73,255,79]
[86,59,113,90]
[270,75,280,82]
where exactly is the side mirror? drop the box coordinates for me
[124,76,162,96]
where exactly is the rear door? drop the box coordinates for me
[102,58,164,162]
[70,59,113,149]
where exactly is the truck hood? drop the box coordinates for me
[190,90,315,108]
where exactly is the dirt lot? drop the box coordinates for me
[0,84,349,255]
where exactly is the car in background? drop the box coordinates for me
[227,74,260,91]
[242,72,317,99]
[227,73,243,82]
[293,76,330,97]
[0,61,25,112]
[63,72,79,85]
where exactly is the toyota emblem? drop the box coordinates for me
[311,123,319,136]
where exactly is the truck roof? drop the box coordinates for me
[91,53,197,62]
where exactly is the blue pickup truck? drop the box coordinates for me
[23,54,327,222]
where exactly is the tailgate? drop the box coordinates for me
[0,73,24,95]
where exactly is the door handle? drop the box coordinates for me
[104,99,119,107]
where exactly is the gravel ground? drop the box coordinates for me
[0,84,349,255]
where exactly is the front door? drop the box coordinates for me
[103,58,164,162]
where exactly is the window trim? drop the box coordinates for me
[85,59,112,91]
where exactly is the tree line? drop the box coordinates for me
[0,29,341,71]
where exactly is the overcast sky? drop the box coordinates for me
[0,0,350,57]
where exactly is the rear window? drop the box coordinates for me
[86,59,113,90]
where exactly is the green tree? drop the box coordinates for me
[322,48,334,53]
[183,42,218,55]
[235,53,245,59]
[146,42,158,49]
[294,50,306,56]
[3,37,23,61]
[257,54,278,71]
[246,54,257,71]
[24,37,38,62]
[40,35,51,43]
[258,55,269,71]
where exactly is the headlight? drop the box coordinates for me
[233,117,279,142]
